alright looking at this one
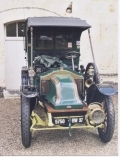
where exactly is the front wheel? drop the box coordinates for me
[21,96,31,148]
[98,96,115,143]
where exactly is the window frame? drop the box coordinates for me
[34,27,74,50]
[5,21,24,40]
[55,29,73,50]
[35,28,53,50]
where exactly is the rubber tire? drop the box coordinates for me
[21,96,31,148]
[30,97,36,114]
[98,96,115,143]
[85,62,100,84]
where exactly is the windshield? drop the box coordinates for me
[35,27,73,49]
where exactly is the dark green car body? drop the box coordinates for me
[22,17,92,109]
[21,17,116,148]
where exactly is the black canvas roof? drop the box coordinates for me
[26,17,91,30]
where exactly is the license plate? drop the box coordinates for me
[53,117,84,125]
[71,117,84,124]
[54,118,66,125]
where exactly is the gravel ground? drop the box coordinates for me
[0,95,118,156]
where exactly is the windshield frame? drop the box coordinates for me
[34,27,74,50]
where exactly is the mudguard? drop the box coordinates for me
[20,86,38,98]
[87,84,116,105]
[21,92,38,98]
[96,84,116,96]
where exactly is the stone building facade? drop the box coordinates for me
[0,0,118,94]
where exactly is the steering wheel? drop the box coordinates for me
[63,51,80,71]
[64,51,80,59]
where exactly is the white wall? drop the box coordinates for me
[0,0,118,88]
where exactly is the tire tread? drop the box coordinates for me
[98,96,115,143]
[21,96,31,148]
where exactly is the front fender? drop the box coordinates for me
[21,92,38,98]
[20,86,39,98]
[96,84,116,96]
[87,84,116,104]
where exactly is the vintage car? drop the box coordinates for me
[21,17,116,148]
